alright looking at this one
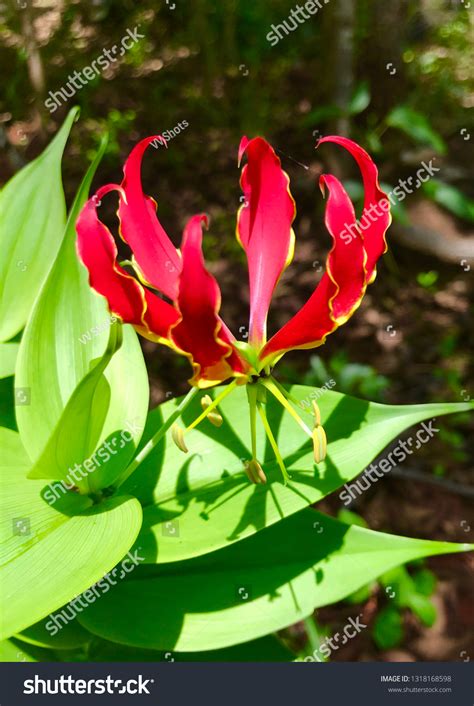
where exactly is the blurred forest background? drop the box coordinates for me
[1,0,473,662]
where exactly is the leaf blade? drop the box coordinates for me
[15,137,148,488]
[0,108,79,342]
[0,428,143,640]
[78,508,471,651]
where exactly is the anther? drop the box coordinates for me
[244,459,267,484]
[171,424,188,453]
[201,394,223,427]
[312,425,327,463]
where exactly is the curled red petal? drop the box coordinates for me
[260,175,366,362]
[318,135,390,283]
[320,174,366,320]
[76,184,179,341]
[170,215,246,387]
[118,136,182,300]
[237,136,296,346]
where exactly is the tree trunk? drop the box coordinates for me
[333,0,356,137]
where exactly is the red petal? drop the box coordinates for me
[237,136,296,346]
[318,135,390,283]
[170,215,246,387]
[118,136,182,300]
[76,185,179,341]
[320,174,366,320]
[260,175,366,362]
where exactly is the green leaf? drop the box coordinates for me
[341,179,364,203]
[344,582,374,605]
[121,385,472,563]
[27,323,130,492]
[379,564,438,627]
[386,106,447,154]
[0,108,78,343]
[0,342,20,379]
[0,638,52,662]
[88,635,294,662]
[372,605,403,650]
[337,509,368,528]
[381,566,416,605]
[366,132,382,154]
[1,424,30,469]
[302,105,342,127]
[15,616,91,650]
[15,138,148,489]
[0,428,143,639]
[0,377,16,430]
[422,179,474,222]
[348,81,371,115]
[77,508,471,651]
[380,565,437,627]
[407,593,437,627]
[412,568,436,596]
[417,270,439,289]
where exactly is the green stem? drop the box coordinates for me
[246,384,258,460]
[256,401,291,484]
[303,615,326,662]
[114,386,200,490]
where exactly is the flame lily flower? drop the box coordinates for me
[76,135,390,484]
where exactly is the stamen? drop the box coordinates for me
[265,378,328,464]
[186,379,238,431]
[312,425,327,463]
[171,423,188,453]
[270,378,315,419]
[257,401,291,484]
[261,378,312,436]
[243,384,266,483]
[311,400,327,463]
[172,380,237,454]
[244,459,267,484]
[272,378,321,423]
[201,394,223,427]
[312,400,322,426]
